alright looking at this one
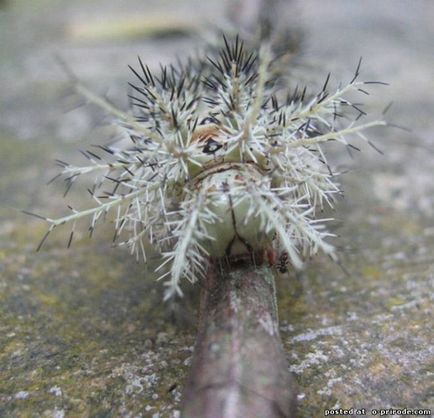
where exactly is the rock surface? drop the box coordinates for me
[0,0,433,417]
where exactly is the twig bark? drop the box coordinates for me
[181,260,297,418]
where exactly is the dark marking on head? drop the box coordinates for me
[203,137,223,154]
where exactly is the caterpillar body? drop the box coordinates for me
[35,36,386,299]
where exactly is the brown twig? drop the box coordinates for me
[181,260,297,418]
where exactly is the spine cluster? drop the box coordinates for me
[32,36,387,299]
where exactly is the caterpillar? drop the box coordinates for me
[32,36,387,300]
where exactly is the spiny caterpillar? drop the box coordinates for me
[31,36,387,299]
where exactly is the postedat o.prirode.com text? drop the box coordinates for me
[324,407,432,416]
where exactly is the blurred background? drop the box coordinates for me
[0,1,433,417]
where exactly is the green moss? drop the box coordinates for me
[386,296,406,309]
